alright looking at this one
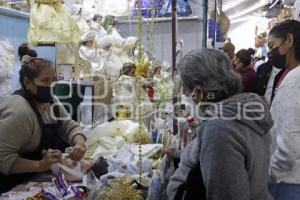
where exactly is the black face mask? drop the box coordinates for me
[33,85,53,103]
[268,47,286,69]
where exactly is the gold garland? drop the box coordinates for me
[137,0,143,64]
[97,177,142,200]
[136,0,143,184]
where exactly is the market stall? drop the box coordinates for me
[3,0,299,199]
[0,0,200,199]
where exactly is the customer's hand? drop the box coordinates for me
[38,149,62,172]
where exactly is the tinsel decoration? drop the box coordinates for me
[137,0,143,64]
[135,0,149,78]
[97,177,142,200]
[135,0,144,185]
[135,59,150,78]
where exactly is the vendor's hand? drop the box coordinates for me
[38,149,62,172]
[70,135,87,161]
[70,143,86,161]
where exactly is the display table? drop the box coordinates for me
[0,174,53,200]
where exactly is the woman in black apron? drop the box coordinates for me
[0,58,86,194]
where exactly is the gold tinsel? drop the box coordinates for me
[135,59,150,78]
[132,130,151,144]
[97,177,142,200]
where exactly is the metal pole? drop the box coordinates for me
[172,0,178,135]
[213,0,218,49]
[172,0,176,80]
[202,0,208,48]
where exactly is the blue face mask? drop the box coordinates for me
[33,85,52,103]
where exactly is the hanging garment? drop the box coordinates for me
[159,0,192,17]
[133,0,164,18]
[28,0,81,45]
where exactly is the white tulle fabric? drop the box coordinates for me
[0,40,15,102]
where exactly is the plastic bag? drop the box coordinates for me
[147,155,175,200]
[53,152,95,182]
[106,144,153,175]
[82,170,99,190]
[130,144,163,158]
[127,153,152,175]
[147,173,161,200]
[159,0,192,17]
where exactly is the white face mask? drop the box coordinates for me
[183,88,205,121]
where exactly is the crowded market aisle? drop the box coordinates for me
[0,0,300,200]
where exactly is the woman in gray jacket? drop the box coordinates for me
[167,49,274,200]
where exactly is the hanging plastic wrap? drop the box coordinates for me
[159,0,192,17]
[27,0,81,45]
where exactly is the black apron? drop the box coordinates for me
[0,90,68,194]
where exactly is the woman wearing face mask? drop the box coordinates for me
[0,58,86,194]
[251,35,286,104]
[268,20,300,200]
[167,49,273,200]
[232,48,256,92]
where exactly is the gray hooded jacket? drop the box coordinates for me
[167,93,274,200]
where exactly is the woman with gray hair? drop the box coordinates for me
[167,49,273,200]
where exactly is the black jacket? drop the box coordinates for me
[252,62,273,96]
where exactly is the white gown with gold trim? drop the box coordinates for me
[28,0,81,45]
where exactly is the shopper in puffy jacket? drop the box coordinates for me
[167,49,274,200]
